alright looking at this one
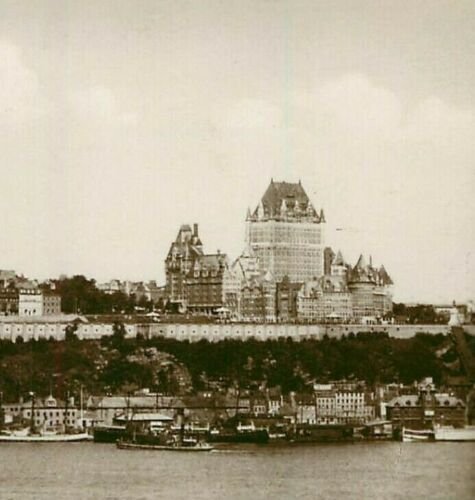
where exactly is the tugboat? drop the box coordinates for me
[116,409,214,452]
[116,434,213,452]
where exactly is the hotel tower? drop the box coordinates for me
[246,180,326,282]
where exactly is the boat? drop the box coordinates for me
[207,421,269,444]
[116,410,214,452]
[116,438,213,451]
[433,425,475,442]
[287,424,355,443]
[0,391,91,443]
[93,425,127,443]
[401,427,434,442]
[0,428,92,442]
[116,429,213,451]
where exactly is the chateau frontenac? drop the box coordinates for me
[246,180,325,283]
[165,180,393,323]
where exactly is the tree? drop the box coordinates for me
[65,322,79,342]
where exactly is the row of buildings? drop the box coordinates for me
[1,378,467,431]
[0,271,61,317]
[96,280,164,304]
[165,180,393,323]
[0,270,165,318]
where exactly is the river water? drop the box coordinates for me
[0,442,473,499]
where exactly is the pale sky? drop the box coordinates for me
[0,0,474,303]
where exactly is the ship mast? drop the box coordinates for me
[0,391,4,433]
[29,392,36,435]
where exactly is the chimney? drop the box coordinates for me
[193,223,198,237]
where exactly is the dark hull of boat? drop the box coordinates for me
[287,425,355,443]
[116,440,213,451]
[207,429,269,444]
[93,426,126,443]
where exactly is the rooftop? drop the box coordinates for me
[251,179,323,221]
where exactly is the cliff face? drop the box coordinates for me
[2,331,470,403]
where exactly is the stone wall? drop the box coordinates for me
[0,317,459,343]
[148,323,450,342]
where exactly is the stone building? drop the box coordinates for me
[231,248,277,321]
[298,276,353,323]
[239,270,276,322]
[297,251,392,323]
[165,223,203,309]
[165,223,240,314]
[0,289,19,315]
[348,255,393,321]
[386,379,466,430]
[246,180,326,283]
[276,276,302,322]
[185,252,238,315]
[3,394,80,430]
[313,382,375,425]
[18,289,61,317]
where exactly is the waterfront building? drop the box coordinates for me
[266,388,284,416]
[250,392,268,417]
[295,393,317,424]
[86,394,178,426]
[246,180,326,282]
[313,383,375,425]
[386,378,466,429]
[3,395,80,430]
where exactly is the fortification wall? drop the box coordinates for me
[147,323,450,342]
[0,318,456,342]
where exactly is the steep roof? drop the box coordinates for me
[261,180,310,213]
[166,223,203,261]
[332,250,346,266]
[378,265,393,285]
[354,254,367,270]
[348,255,375,283]
[188,253,228,275]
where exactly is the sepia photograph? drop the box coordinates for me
[0,1,474,498]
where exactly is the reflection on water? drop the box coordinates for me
[0,442,474,499]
